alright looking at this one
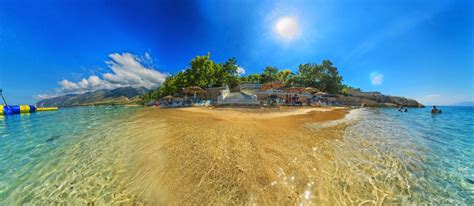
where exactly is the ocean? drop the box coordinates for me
[0,106,472,204]
[333,106,474,204]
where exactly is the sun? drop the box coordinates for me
[274,16,300,40]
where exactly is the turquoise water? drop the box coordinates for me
[334,106,474,204]
[0,106,142,204]
[0,106,473,204]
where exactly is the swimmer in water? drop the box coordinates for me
[431,106,442,114]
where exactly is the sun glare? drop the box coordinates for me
[274,16,300,40]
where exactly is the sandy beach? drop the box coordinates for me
[122,106,353,204]
[177,106,346,119]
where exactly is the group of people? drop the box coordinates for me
[398,105,408,112]
[285,94,303,106]
[398,105,442,114]
[268,94,303,106]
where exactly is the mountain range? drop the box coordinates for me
[36,87,148,107]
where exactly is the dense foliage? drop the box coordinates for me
[242,60,344,94]
[142,53,240,101]
[288,60,343,94]
[141,53,347,102]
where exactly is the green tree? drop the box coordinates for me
[159,74,180,96]
[261,66,279,83]
[319,60,343,93]
[294,63,322,88]
[341,84,361,95]
[142,53,246,100]
[277,69,293,83]
[185,53,220,87]
[141,56,346,104]
[220,57,241,88]
[241,74,261,83]
[140,88,160,103]
[294,60,343,93]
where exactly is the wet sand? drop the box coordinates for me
[123,106,353,204]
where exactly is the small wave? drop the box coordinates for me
[305,108,365,129]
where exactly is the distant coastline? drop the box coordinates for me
[36,87,147,108]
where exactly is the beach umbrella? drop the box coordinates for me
[161,95,174,100]
[182,86,206,99]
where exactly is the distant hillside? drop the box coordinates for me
[36,87,148,107]
[451,101,474,106]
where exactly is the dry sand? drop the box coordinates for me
[122,106,352,204]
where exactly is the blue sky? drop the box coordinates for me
[0,0,472,105]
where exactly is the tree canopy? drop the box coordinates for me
[260,66,279,83]
[287,60,343,93]
[141,53,242,101]
[277,69,293,83]
[141,54,347,102]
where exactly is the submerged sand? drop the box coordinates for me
[121,107,355,204]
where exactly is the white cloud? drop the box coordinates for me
[35,94,60,100]
[237,66,246,76]
[370,72,384,85]
[103,53,167,89]
[36,52,167,99]
[57,75,113,94]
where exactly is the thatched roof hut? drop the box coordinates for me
[182,86,206,99]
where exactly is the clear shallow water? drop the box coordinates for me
[328,106,474,204]
[0,106,142,204]
[0,106,472,204]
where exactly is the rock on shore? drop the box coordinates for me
[327,91,424,107]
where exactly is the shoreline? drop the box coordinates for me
[174,106,350,120]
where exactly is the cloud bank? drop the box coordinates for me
[37,52,167,99]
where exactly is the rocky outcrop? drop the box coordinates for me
[329,92,424,107]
